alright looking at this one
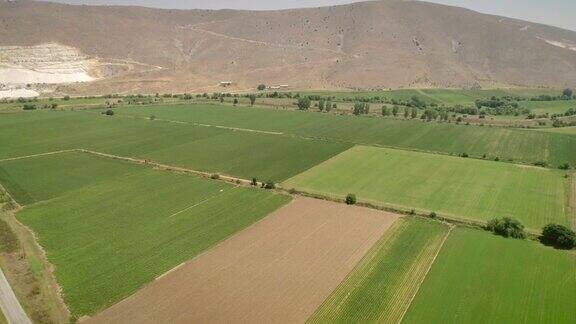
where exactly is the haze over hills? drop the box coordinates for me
[1,0,576,95]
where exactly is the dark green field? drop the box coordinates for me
[0,111,350,182]
[109,104,576,167]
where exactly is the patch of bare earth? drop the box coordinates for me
[87,197,399,324]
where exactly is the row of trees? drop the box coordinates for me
[486,217,575,249]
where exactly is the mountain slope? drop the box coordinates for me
[1,0,576,94]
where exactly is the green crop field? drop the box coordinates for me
[0,152,140,205]
[8,152,290,316]
[110,104,576,166]
[0,110,350,182]
[403,228,576,323]
[283,146,569,230]
[309,218,449,324]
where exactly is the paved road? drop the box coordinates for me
[0,267,31,324]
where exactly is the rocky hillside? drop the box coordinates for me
[1,0,576,94]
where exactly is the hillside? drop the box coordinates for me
[1,0,576,94]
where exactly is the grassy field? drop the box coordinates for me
[403,228,576,323]
[537,126,576,135]
[308,218,449,324]
[283,146,569,230]
[9,153,290,317]
[0,111,350,182]
[521,100,575,115]
[111,104,576,166]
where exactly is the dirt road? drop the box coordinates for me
[87,197,400,323]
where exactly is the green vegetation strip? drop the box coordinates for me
[0,218,18,254]
[284,146,570,230]
[402,228,576,323]
[8,153,290,317]
[308,218,450,324]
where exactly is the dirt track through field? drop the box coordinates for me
[86,197,399,324]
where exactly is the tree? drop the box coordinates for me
[541,224,576,249]
[233,98,239,106]
[381,106,390,117]
[251,178,258,186]
[392,105,399,117]
[404,107,410,119]
[318,99,325,111]
[345,194,357,205]
[353,103,369,116]
[562,88,573,98]
[257,84,266,91]
[297,97,311,110]
[486,217,526,239]
[325,101,332,112]
[411,108,418,119]
[249,94,257,106]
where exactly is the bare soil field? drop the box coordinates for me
[86,197,399,324]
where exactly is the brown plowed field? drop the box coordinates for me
[87,197,399,324]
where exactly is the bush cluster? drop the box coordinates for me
[541,224,576,249]
[486,217,526,239]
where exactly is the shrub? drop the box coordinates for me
[486,217,526,239]
[104,110,114,116]
[210,174,220,180]
[264,181,275,190]
[429,212,437,219]
[149,115,156,120]
[534,161,548,167]
[22,104,37,110]
[541,224,576,249]
[251,178,258,186]
[345,194,357,205]
[63,95,71,101]
[257,84,266,91]
[558,163,571,170]
[288,188,297,195]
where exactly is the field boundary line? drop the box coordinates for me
[168,188,236,218]
[397,225,453,324]
[0,150,76,163]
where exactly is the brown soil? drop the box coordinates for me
[86,197,399,324]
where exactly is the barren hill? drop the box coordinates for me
[2,0,576,94]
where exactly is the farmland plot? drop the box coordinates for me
[309,218,450,324]
[6,153,290,316]
[0,111,349,182]
[403,228,576,323]
[112,104,576,166]
[87,198,399,324]
[283,146,569,230]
